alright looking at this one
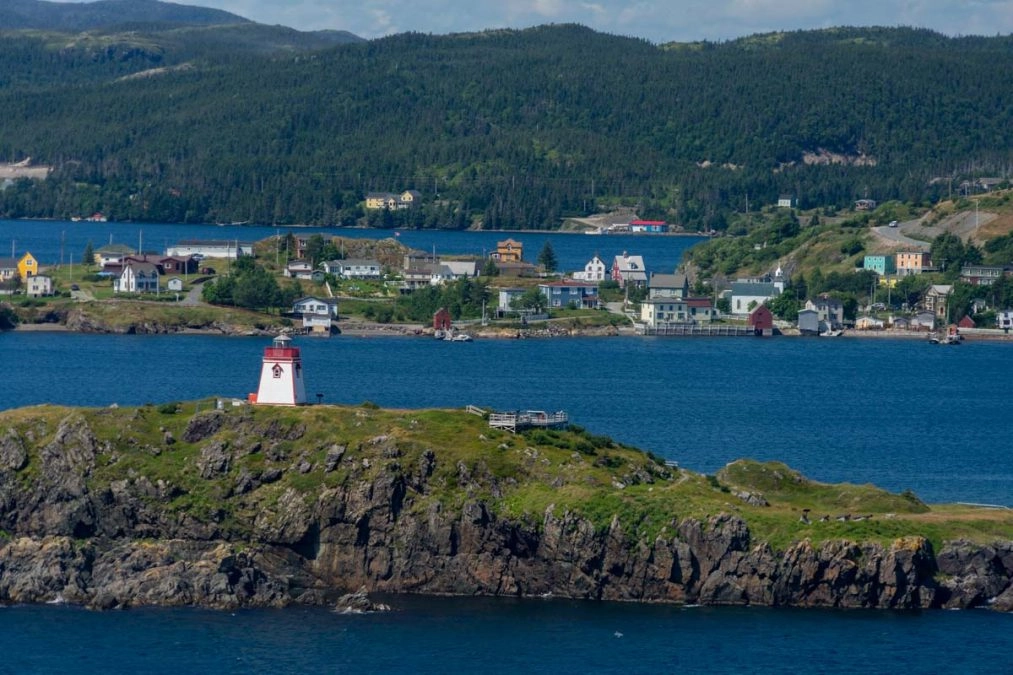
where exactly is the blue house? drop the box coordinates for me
[538,281,599,309]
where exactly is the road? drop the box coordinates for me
[870,221,930,249]
[871,210,998,250]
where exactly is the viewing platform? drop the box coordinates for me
[468,405,569,433]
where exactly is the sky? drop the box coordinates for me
[62,0,1013,42]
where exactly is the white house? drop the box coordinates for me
[114,262,160,293]
[285,260,315,279]
[322,259,383,279]
[166,240,254,259]
[855,316,885,330]
[729,279,780,316]
[26,274,53,297]
[291,296,338,318]
[997,310,1013,330]
[573,255,607,282]
[497,288,525,313]
[611,252,647,288]
[640,298,689,326]
[94,244,135,267]
[442,260,478,279]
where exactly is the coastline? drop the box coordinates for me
[10,320,1013,341]
[0,402,1010,613]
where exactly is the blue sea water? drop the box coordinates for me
[0,218,704,275]
[1,599,1010,674]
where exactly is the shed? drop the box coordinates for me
[798,308,819,335]
[433,307,452,331]
[749,305,774,336]
[957,315,975,329]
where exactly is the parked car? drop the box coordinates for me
[70,284,80,291]
[888,220,898,228]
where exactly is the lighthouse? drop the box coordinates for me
[252,335,306,406]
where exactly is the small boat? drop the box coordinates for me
[450,333,473,342]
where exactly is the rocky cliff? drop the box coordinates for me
[1,403,1011,611]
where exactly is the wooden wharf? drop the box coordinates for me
[636,323,755,336]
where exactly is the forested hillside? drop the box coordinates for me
[0,22,1010,228]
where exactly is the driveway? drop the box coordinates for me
[179,281,204,306]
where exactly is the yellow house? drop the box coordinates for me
[365,192,395,210]
[17,252,38,280]
[494,239,523,263]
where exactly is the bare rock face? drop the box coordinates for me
[335,586,391,613]
[198,440,231,479]
[0,429,27,471]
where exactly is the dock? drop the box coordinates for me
[469,405,569,433]
[636,323,755,336]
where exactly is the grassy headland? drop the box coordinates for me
[3,401,1008,554]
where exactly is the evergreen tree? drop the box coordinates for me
[82,240,94,266]
[537,241,558,273]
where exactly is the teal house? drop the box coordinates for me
[863,254,896,276]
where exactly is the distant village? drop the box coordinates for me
[2,221,1012,339]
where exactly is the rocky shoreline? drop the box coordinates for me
[0,405,1010,612]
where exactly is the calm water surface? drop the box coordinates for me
[0,218,703,275]
[1,598,1010,674]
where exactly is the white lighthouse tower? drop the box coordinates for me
[252,335,306,406]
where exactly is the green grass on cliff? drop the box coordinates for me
[1,403,1011,553]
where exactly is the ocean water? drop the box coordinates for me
[1,598,1010,674]
[0,218,704,275]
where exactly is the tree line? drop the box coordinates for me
[0,25,1010,230]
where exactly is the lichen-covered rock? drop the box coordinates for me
[0,429,27,471]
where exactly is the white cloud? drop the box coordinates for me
[52,0,1013,42]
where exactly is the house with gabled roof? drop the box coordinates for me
[323,259,383,279]
[805,294,844,328]
[291,296,338,318]
[611,252,647,288]
[730,279,780,316]
[493,239,524,263]
[0,257,18,283]
[572,255,607,282]
[114,261,160,293]
[648,272,689,299]
[26,274,53,297]
[924,284,953,319]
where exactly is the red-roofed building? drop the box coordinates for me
[958,315,976,329]
[629,220,668,233]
